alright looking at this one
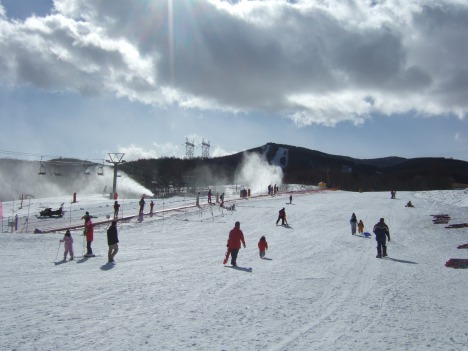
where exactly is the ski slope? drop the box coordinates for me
[0,189,467,350]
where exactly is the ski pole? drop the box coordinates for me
[55,241,62,261]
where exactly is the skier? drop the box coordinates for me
[226,221,246,267]
[113,201,120,219]
[350,213,357,235]
[60,230,74,261]
[139,196,145,214]
[150,200,154,213]
[107,221,119,263]
[258,236,268,258]
[289,195,292,204]
[208,189,212,204]
[373,218,391,258]
[358,219,364,234]
[276,208,286,225]
[84,217,94,257]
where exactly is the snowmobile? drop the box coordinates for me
[38,203,64,218]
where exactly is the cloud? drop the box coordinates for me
[117,143,182,161]
[1,0,467,126]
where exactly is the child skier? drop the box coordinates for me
[258,236,268,258]
[358,220,364,234]
[60,230,74,261]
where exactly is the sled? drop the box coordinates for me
[445,259,468,269]
[223,248,231,265]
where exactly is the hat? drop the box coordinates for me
[235,221,240,227]
[380,218,385,223]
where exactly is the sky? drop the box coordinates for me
[0,0,468,163]
[1,187,468,350]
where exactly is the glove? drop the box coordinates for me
[226,244,229,247]
[243,245,246,248]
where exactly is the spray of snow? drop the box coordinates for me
[0,159,152,200]
[235,152,283,194]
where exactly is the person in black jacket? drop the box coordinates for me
[373,218,391,258]
[350,213,357,235]
[107,221,119,263]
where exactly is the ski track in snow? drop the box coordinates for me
[1,190,468,350]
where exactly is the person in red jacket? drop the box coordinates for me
[227,221,246,267]
[84,218,94,257]
[258,236,268,258]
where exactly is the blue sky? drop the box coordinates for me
[0,0,467,163]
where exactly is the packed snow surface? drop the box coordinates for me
[1,189,467,350]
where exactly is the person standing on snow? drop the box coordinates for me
[227,221,246,267]
[107,221,119,263]
[258,236,268,258]
[358,219,364,234]
[84,217,94,257]
[208,189,212,204]
[113,201,120,219]
[60,230,74,261]
[220,193,225,207]
[373,218,391,258]
[350,213,357,235]
[139,196,145,214]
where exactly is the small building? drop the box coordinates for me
[318,182,327,189]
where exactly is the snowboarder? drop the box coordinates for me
[373,218,391,258]
[226,221,246,267]
[150,200,154,213]
[139,196,145,214]
[358,219,364,234]
[276,208,286,225]
[84,217,94,257]
[350,213,357,235]
[113,201,120,219]
[405,201,414,208]
[208,189,212,204]
[258,236,268,258]
[60,230,74,261]
[289,195,292,204]
[107,220,119,263]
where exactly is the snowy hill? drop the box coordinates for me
[1,189,467,350]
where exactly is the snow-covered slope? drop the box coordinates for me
[0,190,467,350]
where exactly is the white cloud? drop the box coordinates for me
[0,0,467,127]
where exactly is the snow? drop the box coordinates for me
[1,189,468,351]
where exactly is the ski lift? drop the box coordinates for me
[38,157,46,175]
[54,166,63,176]
[38,163,46,175]
[97,164,104,176]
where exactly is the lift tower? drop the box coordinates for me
[106,153,125,198]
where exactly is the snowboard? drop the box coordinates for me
[223,248,231,265]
